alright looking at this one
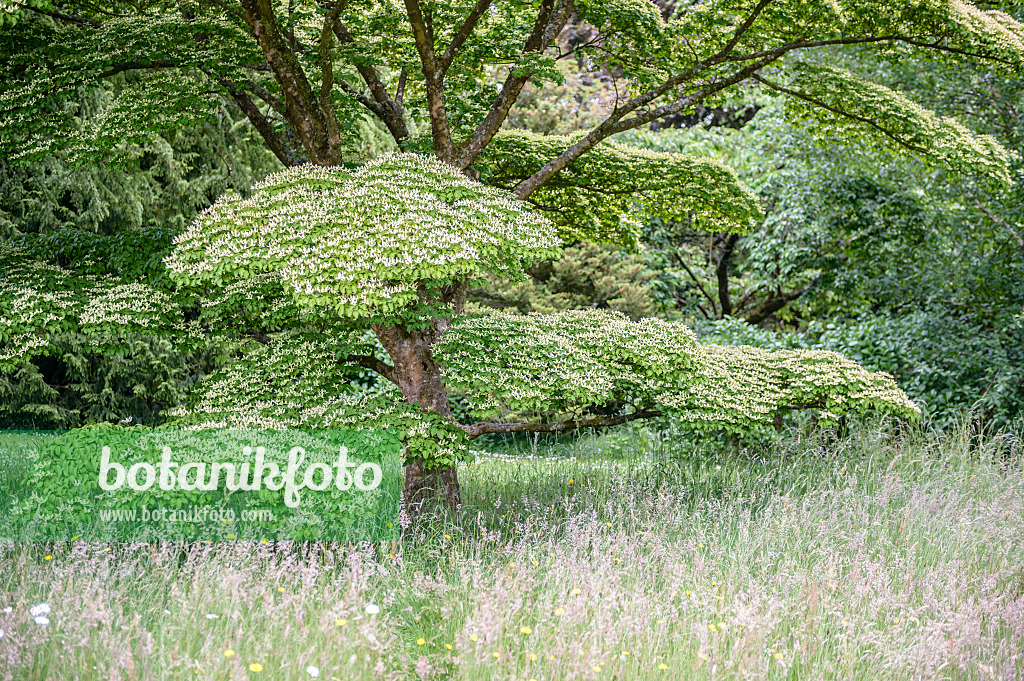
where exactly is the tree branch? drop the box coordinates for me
[717,34,1016,69]
[200,64,299,165]
[240,78,286,116]
[24,5,101,27]
[332,21,411,146]
[238,0,342,164]
[461,408,661,439]
[716,232,740,317]
[438,0,493,77]
[336,77,382,112]
[742,276,819,325]
[318,0,348,151]
[969,192,1024,247]
[97,60,178,78]
[343,354,398,385]
[512,54,779,199]
[735,284,766,313]
[395,69,408,105]
[676,250,719,318]
[403,0,454,160]
[225,88,302,166]
[751,73,928,154]
[507,6,1007,199]
[454,0,574,170]
[716,0,775,57]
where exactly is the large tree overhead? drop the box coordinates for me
[1,0,1020,178]
[1,0,1020,509]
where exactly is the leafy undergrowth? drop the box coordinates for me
[0,423,1022,680]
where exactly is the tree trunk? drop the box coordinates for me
[373,322,461,514]
[403,458,460,513]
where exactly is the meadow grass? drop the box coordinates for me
[0,422,1021,680]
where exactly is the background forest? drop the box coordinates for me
[1,13,1020,432]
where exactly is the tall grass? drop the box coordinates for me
[0,422,1021,680]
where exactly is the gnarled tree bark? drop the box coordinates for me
[373,322,461,514]
[369,280,468,513]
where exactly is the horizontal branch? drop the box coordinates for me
[25,5,100,27]
[750,74,928,155]
[342,354,398,385]
[461,409,661,439]
[969,193,1024,247]
[97,60,178,78]
[742,277,819,325]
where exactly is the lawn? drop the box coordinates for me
[0,423,1021,680]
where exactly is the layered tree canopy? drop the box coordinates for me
[1,153,920,465]
[0,243,183,372]
[437,310,919,432]
[155,161,918,466]
[165,153,560,320]
[165,309,919,462]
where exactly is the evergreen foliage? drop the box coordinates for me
[468,242,662,321]
[0,241,201,428]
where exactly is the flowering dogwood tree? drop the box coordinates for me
[2,0,1022,507]
[162,154,918,507]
